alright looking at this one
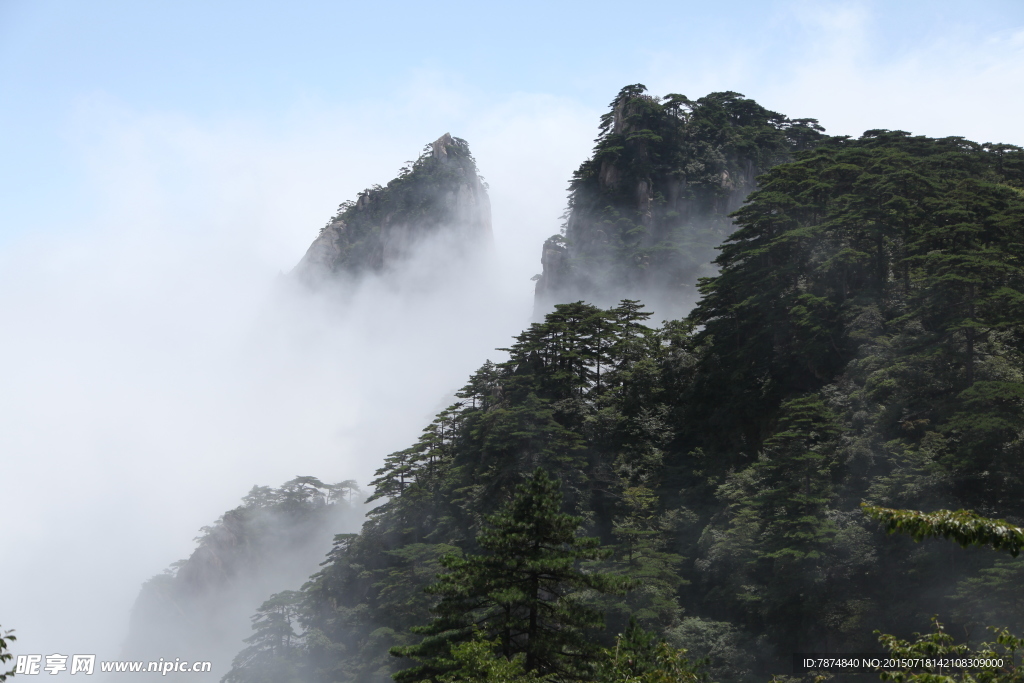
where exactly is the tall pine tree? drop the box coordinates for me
[393,468,629,681]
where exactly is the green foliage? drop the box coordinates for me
[595,620,706,683]
[591,485,686,633]
[376,544,462,631]
[861,506,1024,557]
[951,557,1024,633]
[688,131,1024,462]
[877,618,1024,683]
[665,618,762,683]
[423,629,707,683]
[224,591,306,683]
[865,506,1024,681]
[393,468,630,681]
[0,626,15,682]
[434,633,553,683]
[700,396,841,650]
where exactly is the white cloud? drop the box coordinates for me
[0,86,596,664]
[646,2,1024,145]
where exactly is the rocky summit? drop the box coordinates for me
[293,133,491,284]
[534,84,823,319]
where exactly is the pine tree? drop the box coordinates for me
[705,395,840,650]
[368,448,419,503]
[223,591,305,683]
[392,468,629,681]
[597,485,685,632]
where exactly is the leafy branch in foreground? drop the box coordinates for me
[0,626,15,682]
[436,633,553,683]
[877,618,1024,683]
[863,506,1024,682]
[596,620,706,683]
[861,505,1024,557]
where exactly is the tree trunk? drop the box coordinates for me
[526,575,539,671]
[966,287,976,387]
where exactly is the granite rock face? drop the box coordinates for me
[293,133,491,284]
[534,85,824,319]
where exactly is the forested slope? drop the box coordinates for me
[123,478,364,680]
[223,129,1024,683]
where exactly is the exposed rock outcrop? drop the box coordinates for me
[293,133,491,284]
[534,84,824,319]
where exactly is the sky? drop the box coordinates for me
[2,0,1024,673]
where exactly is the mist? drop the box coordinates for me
[0,94,596,668]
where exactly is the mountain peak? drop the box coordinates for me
[430,132,455,161]
[292,134,491,283]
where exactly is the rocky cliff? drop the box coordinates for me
[534,84,824,319]
[293,134,491,283]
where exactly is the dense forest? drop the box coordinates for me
[105,85,1024,683]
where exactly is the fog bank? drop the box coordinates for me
[0,95,596,665]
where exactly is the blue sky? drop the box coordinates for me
[3,0,1024,249]
[3,0,1020,109]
